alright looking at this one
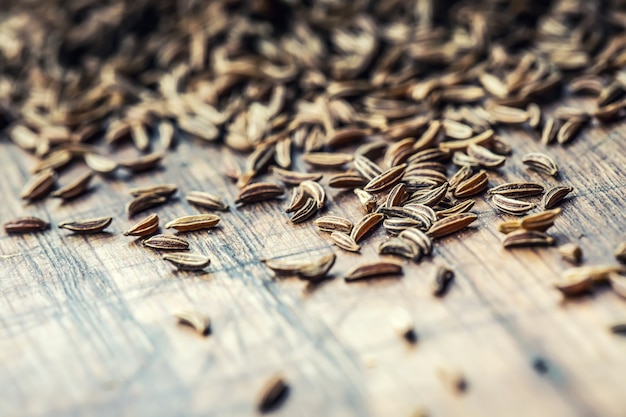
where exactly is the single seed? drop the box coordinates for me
[453,170,489,198]
[297,253,336,281]
[163,253,211,271]
[378,237,421,261]
[174,311,211,335]
[143,234,190,250]
[488,182,544,198]
[540,117,559,145]
[4,216,50,234]
[126,194,168,217]
[466,144,506,169]
[124,214,159,237]
[300,180,326,209]
[327,172,368,189]
[186,191,228,211]
[330,231,360,252]
[270,166,322,185]
[236,182,284,205]
[165,214,221,231]
[85,153,118,175]
[285,186,306,213]
[51,172,93,199]
[428,213,478,238]
[436,200,476,218]
[31,149,73,173]
[119,151,164,172]
[350,213,384,242]
[502,230,554,248]
[542,185,574,209]
[399,228,433,255]
[520,208,562,231]
[432,266,455,297]
[58,217,112,233]
[257,373,289,413]
[557,118,585,145]
[129,184,178,197]
[522,152,559,177]
[491,194,535,216]
[363,164,407,193]
[290,198,318,224]
[406,183,449,207]
[20,168,57,200]
[344,260,403,282]
[314,215,353,234]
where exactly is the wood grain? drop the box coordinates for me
[0,120,625,417]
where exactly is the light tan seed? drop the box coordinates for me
[303,152,353,168]
[129,184,178,197]
[143,234,190,250]
[559,243,583,264]
[383,218,426,235]
[297,253,336,281]
[330,231,360,252]
[443,119,473,139]
[58,217,112,233]
[557,118,585,145]
[350,213,384,242]
[428,213,478,238]
[492,194,535,216]
[235,182,284,205]
[344,260,403,282]
[158,119,174,149]
[448,165,474,191]
[488,182,544,198]
[174,311,211,335]
[540,117,559,145]
[610,272,626,299]
[527,103,542,128]
[436,200,476,218]
[519,208,562,231]
[275,138,292,168]
[363,164,407,193]
[554,276,593,297]
[379,237,421,260]
[616,242,626,264]
[163,253,211,271]
[439,129,494,152]
[124,214,159,237]
[452,152,480,168]
[301,180,326,209]
[119,151,164,172]
[51,172,93,199]
[314,216,353,234]
[262,257,310,275]
[466,144,506,169]
[32,149,73,173]
[257,373,289,413]
[413,120,442,151]
[553,107,590,122]
[126,194,168,217]
[479,72,509,98]
[186,191,228,211]
[20,168,57,200]
[485,103,529,124]
[270,166,322,185]
[542,186,574,209]
[353,155,383,180]
[453,170,489,198]
[4,216,50,234]
[8,124,39,151]
[165,214,221,231]
[522,152,559,177]
[562,266,626,285]
[85,153,118,175]
[432,266,455,297]
[354,188,377,212]
[399,228,433,255]
[290,198,318,224]
[502,230,554,248]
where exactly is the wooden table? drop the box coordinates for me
[1,119,625,417]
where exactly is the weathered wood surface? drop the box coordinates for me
[0,122,625,417]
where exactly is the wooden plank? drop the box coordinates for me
[0,121,625,417]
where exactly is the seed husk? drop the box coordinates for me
[330,231,360,252]
[51,172,93,199]
[522,152,559,177]
[163,253,211,271]
[124,213,159,237]
[488,182,544,198]
[559,243,583,264]
[119,151,164,172]
[297,253,336,281]
[20,168,57,200]
[301,180,326,209]
[432,266,455,297]
[236,182,284,205]
[270,166,323,185]
[257,373,289,413]
[165,214,221,231]
[378,237,421,261]
[350,213,384,243]
[285,186,306,213]
[174,311,211,335]
[389,308,417,343]
[453,170,489,198]
[491,194,535,216]
[353,155,383,181]
[129,184,178,197]
[428,213,478,238]
[502,230,554,248]
[519,208,562,231]
[363,164,407,193]
[126,194,168,217]
[58,216,112,233]
[85,153,118,175]
[616,242,626,263]
[399,228,433,256]
[542,185,574,209]
[314,215,353,234]
[143,234,190,250]
[344,260,403,281]
[186,191,228,211]
[4,216,50,234]
[290,197,318,224]
[32,149,73,173]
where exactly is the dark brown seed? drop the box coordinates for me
[436,200,476,218]
[344,260,403,282]
[432,266,455,297]
[290,198,318,224]
[4,216,50,234]
[236,182,284,205]
[58,217,112,233]
[124,214,159,237]
[175,311,211,335]
[428,213,478,238]
[285,186,306,213]
[163,253,211,271]
[301,180,326,209]
[257,373,289,413]
[20,168,57,200]
[270,166,323,185]
[453,170,488,198]
[129,184,178,197]
[126,194,168,217]
[542,186,574,209]
[502,230,555,248]
[143,234,190,251]
[186,191,228,211]
[328,172,368,189]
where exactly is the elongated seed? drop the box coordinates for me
[186,191,228,211]
[143,234,190,250]
[85,153,118,174]
[59,216,112,233]
[399,228,433,255]
[522,152,559,176]
[379,237,421,260]
[488,182,544,198]
[428,213,478,238]
[124,214,159,237]
[165,214,221,231]
[432,266,455,297]
[542,185,573,209]
[345,260,403,281]
[314,215,353,234]
[297,253,336,281]
[20,168,57,200]
[290,198,318,223]
[330,231,360,252]
[270,166,323,185]
[175,311,211,335]
[163,253,211,271]
[350,213,384,242]
[119,151,164,172]
[236,182,284,205]
[453,170,488,198]
[363,164,407,193]
[491,194,535,216]
[51,172,93,199]
[502,230,554,248]
[129,184,178,197]
[126,194,168,217]
[4,217,50,234]
[301,180,326,208]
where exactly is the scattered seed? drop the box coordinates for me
[522,152,559,177]
[20,168,57,200]
[124,213,159,237]
[428,213,478,238]
[175,311,211,335]
[163,253,211,271]
[542,185,574,209]
[344,260,403,282]
[502,230,554,248]
[491,194,535,216]
[126,194,168,217]
[330,231,360,252]
[257,373,289,413]
[143,234,190,250]
[186,191,228,211]
[350,213,384,242]
[4,216,50,234]
[129,184,178,197]
[58,216,112,233]
[236,182,284,205]
[165,214,221,231]
[432,266,455,297]
[314,215,353,234]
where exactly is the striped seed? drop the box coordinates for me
[439,129,494,152]
[363,164,407,193]
[32,149,73,173]
[443,119,473,139]
[129,183,178,197]
[540,117,559,145]
[556,119,585,145]
[126,194,168,217]
[174,311,211,336]
[330,231,360,252]
[519,208,562,231]
[163,253,211,271]
[165,214,221,231]
[124,213,159,237]
[428,213,478,238]
[143,234,190,250]
[303,152,353,168]
[85,153,118,175]
[235,182,284,205]
[384,183,408,208]
[491,194,535,216]
[301,180,326,209]
[353,155,383,180]
[314,215,353,234]
[522,152,559,176]
[290,198,318,224]
[406,183,448,207]
[285,186,306,213]
[119,151,164,172]
[542,185,573,209]
[436,200,476,218]
[20,168,57,200]
[527,103,542,128]
[488,182,544,198]
[448,165,474,191]
[59,216,112,233]
[350,213,384,242]
[379,237,421,261]
[466,144,506,169]
[257,373,289,413]
[4,216,50,234]
[453,170,489,198]
[270,166,323,185]
[186,191,228,211]
[399,228,433,255]
[485,103,529,124]
[344,260,403,282]
[383,218,426,235]
[502,230,554,248]
[328,172,368,189]
[51,172,93,199]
